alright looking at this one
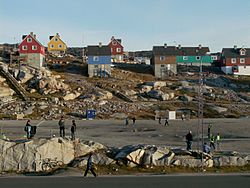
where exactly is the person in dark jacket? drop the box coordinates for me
[24,119,32,139]
[186,131,193,150]
[71,120,76,140]
[58,116,65,137]
[84,152,97,177]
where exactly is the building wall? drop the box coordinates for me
[176,55,212,64]
[112,54,123,62]
[221,66,232,74]
[154,64,177,78]
[87,56,111,65]
[224,57,250,66]
[153,55,176,65]
[20,53,44,69]
[88,64,111,77]
[48,36,67,53]
[19,35,45,55]
[235,66,250,75]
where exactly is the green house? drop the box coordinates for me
[175,45,212,64]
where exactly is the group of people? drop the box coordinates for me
[125,117,136,126]
[24,117,77,140]
[58,116,77,140]
[185,124,221,154]
[158,117,170,126]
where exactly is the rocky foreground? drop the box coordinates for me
[0,138,249,174]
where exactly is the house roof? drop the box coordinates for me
[48,34,67,46]
[153,46,210,56]
[222,48,250,58]
[21,33,44,47]
[109,36,123,47]
[87,45,111,56]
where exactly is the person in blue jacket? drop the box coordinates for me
[84,152,97,177]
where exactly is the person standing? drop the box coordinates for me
[210,134,216,150]
[24,119,32,139]
[208,124,212,139]
[158,116,161,124]
[71,120,76,140]
[58,116,65,137]
[164,117,169,126]
[186,131,193,150]
[216,133,221,150]
[125,117,129,126]
[84,152,97,177]
[132,117,136,126]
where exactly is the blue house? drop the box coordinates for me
[87,43,111,77]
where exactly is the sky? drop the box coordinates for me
[0,0,250,51]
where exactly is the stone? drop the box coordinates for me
[63,91,81,101]
[0,86,15,97]
[96,91,113,100]
[211,106,228,113]
[147,90,164,100]
[145,81,166,88]
[140,85,153,93]
[179,94,193,102]
[0,138,105,172]
[125,90,137,96]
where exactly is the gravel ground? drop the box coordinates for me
[0,118,250,153]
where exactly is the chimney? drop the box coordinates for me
[164,43,167,48]
[111,36,115,40]
[199,44,202,49]
[99,42,102,48]
[234,45,237,50]
[56,33,60,37]
[30,32,34,36]
[178,44,181,49]
[34,34,36,39]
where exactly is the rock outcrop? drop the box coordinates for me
[0,139,249,173]
[0,138,105,172]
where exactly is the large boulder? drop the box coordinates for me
[213,156,248,167]
[144,81,166,88]
[211,106,228,113]
[147,90,164,100]
[0,86,15,97]
[63,91,81,101]
[95,91,113,100]
[0,138,105,173]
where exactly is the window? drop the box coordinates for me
[231,58,236,64]
[58,44,62,48]
[160,65,165,67]
[93,56,99,61]
[27,38,32,43]
[32,45,37,50]
[196,56,201,60]
[240,58,245,64]
[116,48,121,53]
[55,38,58,42]
[112,41,117,45]
[94,65,99,68]
[160,56,165,61]
[211,56,217,60]
[183,56,188,60]
[50,44,54,48]
[22,45,27,50]
[240,50,246,56]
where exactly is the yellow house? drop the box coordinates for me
[48,33,67,55]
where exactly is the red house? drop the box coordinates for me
[19,32,45,69]
[221,46,250,75]
[108,36,124,62]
